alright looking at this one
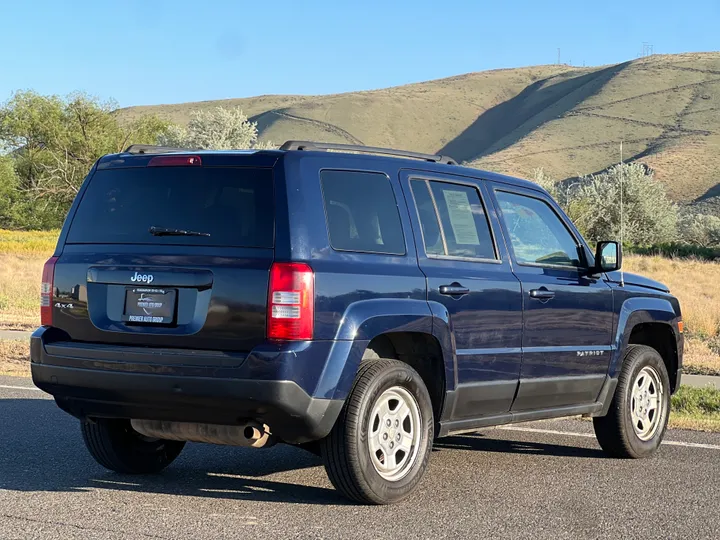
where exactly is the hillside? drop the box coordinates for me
[118,52,720,208]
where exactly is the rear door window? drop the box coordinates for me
[67,167,274,247]
[411,179,497,260]
[321,170,405,255]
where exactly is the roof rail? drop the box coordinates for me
[279,140,457,165]
[124,144,195,155]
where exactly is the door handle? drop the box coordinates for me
[439,283,470,296]
[529,288,555,300]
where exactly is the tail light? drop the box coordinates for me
[40,256,59,326]
[267,262,314,340]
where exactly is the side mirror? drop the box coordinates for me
[594,241,622,273]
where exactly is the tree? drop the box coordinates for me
[0,156,20,228]
[679,212,720,247]
[0,91,169,228]
[570,162,677,245]
[158,107,273,150]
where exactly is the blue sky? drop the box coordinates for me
[2,0,719,107]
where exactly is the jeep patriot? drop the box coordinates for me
[32,141,683,504]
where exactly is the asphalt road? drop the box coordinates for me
[2,376,720,540]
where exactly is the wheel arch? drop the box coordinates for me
[613,297,682,393]
[364,332,447,425]
[326,299,454,421]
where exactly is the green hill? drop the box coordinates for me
[117,52,720,208]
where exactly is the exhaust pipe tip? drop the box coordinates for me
[130,419,275,448]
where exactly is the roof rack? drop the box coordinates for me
[124,144,195,154]
[279,140,457,165]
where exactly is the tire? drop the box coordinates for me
[320,359,434,504]
[593,345,671,458]
[81,418,185,474]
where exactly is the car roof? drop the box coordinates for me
[97,145,545,194]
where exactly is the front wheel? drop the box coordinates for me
[320,359,434,504]
[594,345,671,458]
[81,418,185,474]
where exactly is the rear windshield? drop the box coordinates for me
[67,167,274,247]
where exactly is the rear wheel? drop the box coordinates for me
[81,418,185,474]
[594,345,670,458]
[320,359,433,504]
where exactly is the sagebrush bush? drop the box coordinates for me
[531,163,678,246]
[679,212,720,247]
[158,107,274,150]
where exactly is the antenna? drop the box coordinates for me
[619,140,625,287]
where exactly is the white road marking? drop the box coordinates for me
[500,425,720,451]
[0,384,40,391]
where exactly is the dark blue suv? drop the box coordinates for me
[31,141,683,504]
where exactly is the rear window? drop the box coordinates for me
[320,170,405,255]
[67,167,274,247]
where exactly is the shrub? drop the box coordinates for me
[158,107,273,150]
[569,163,677,245]
[679,212,720,247]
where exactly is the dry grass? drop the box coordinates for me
[624,255,720,339]
[683,338,720,376]
[0,340,30,377]
[624,255,720,376]
[0,254,45,330]
[668,415,720,431]
[0,229,55,330]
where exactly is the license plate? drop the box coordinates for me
[124,288,177,324]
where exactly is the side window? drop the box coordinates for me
[410,179,497,260]
[321,170,405,255]
[495,190,582,268]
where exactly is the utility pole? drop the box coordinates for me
[557,48,561,65]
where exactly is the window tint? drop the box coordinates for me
[430,182,496,259]
[495,191,582,268]
[321,170,405,255]
[67,167,274,247]
[412,180,496,260]
[410,181,444,255]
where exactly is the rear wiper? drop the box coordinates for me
[149,226,210,237]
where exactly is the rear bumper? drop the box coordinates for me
[30,328,347,444]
